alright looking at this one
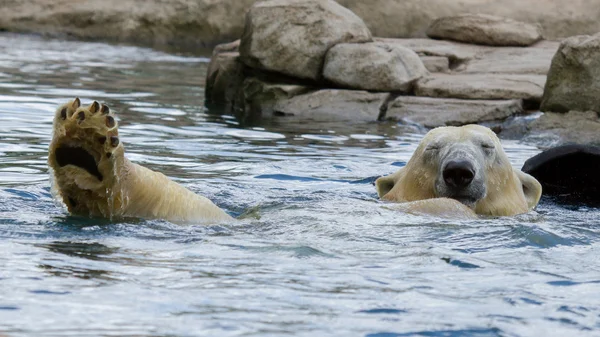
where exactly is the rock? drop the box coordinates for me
[421,56,449,73]
[239,0,372,81]
[338,0,600,41]
[237,77,313,117]
[212,40,240,56]
[323,42,427,92]
[376,38,489,66]
[541,34,600,113]
[525,111,600,146]
[522,144,600,205]
[415,74,546,104]
[461,41,559,75]
[426,14,542,47]
[0,0,260,49]
[205,52,246,107]
[272,89,389,122]
[2,0,600,49]
[494,113,542,140]
[383,96,523,127]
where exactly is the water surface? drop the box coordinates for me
[0,33,599,337]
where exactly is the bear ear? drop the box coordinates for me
[375,168,404,199]
[515,170,542,210]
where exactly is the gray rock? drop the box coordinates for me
[238,77,313,117]
[239,0,372,81]
[0,0,260,49]
[421,56,450,73]
[426,14,543,47]
[415,74,546,104]
[212,40,240,56]
[525,111,600,146]
[273,89,389,122]
[375,38,488,65]
[338,0,600,41]
[323,42,427,92]
[461,41,559,75]
[205,52,246,106]
[383,96,523,127]
[541,34,600,113]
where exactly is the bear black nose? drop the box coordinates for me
[443,160,475,188]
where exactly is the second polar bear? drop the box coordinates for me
[376,125,542,218]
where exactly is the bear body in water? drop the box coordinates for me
[376,125,542,218]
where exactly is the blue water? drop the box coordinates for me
[0,33,599,337]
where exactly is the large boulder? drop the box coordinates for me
[541,34,600,113]
[415,74,546,104]
[426,14,542,47]
[323,42,427,92]
[239,0,372,81]
[383,96,523,127]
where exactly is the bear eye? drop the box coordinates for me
[425,145,440,151]
[481,142,494,149]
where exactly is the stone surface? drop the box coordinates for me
[323,42,427,92]
[383,96,523,127]
[239,0,372,81]
[205,52,246,106]
[460,41,559,75]
[1,0,600,48]
[238,77,313,117]
[525,111,600,146]
[421,56,450,73]
[338,0,600,41]
[415,74,546,104]
[272,89,389,122]
[541,34,600,113]
[426,14,542,47]
[376,38,489,66]
[212,40,240,56]
[0,0,259,49]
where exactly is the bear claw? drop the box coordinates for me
[90,101,100,113]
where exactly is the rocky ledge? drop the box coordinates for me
[206,0,600,147]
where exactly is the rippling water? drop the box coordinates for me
[0,33,599,337]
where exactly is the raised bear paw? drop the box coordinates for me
[48,98,126,218]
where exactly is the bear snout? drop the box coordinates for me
[443,160,475,188]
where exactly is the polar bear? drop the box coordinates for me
[376,125,542,218]
[48,98,233,224]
